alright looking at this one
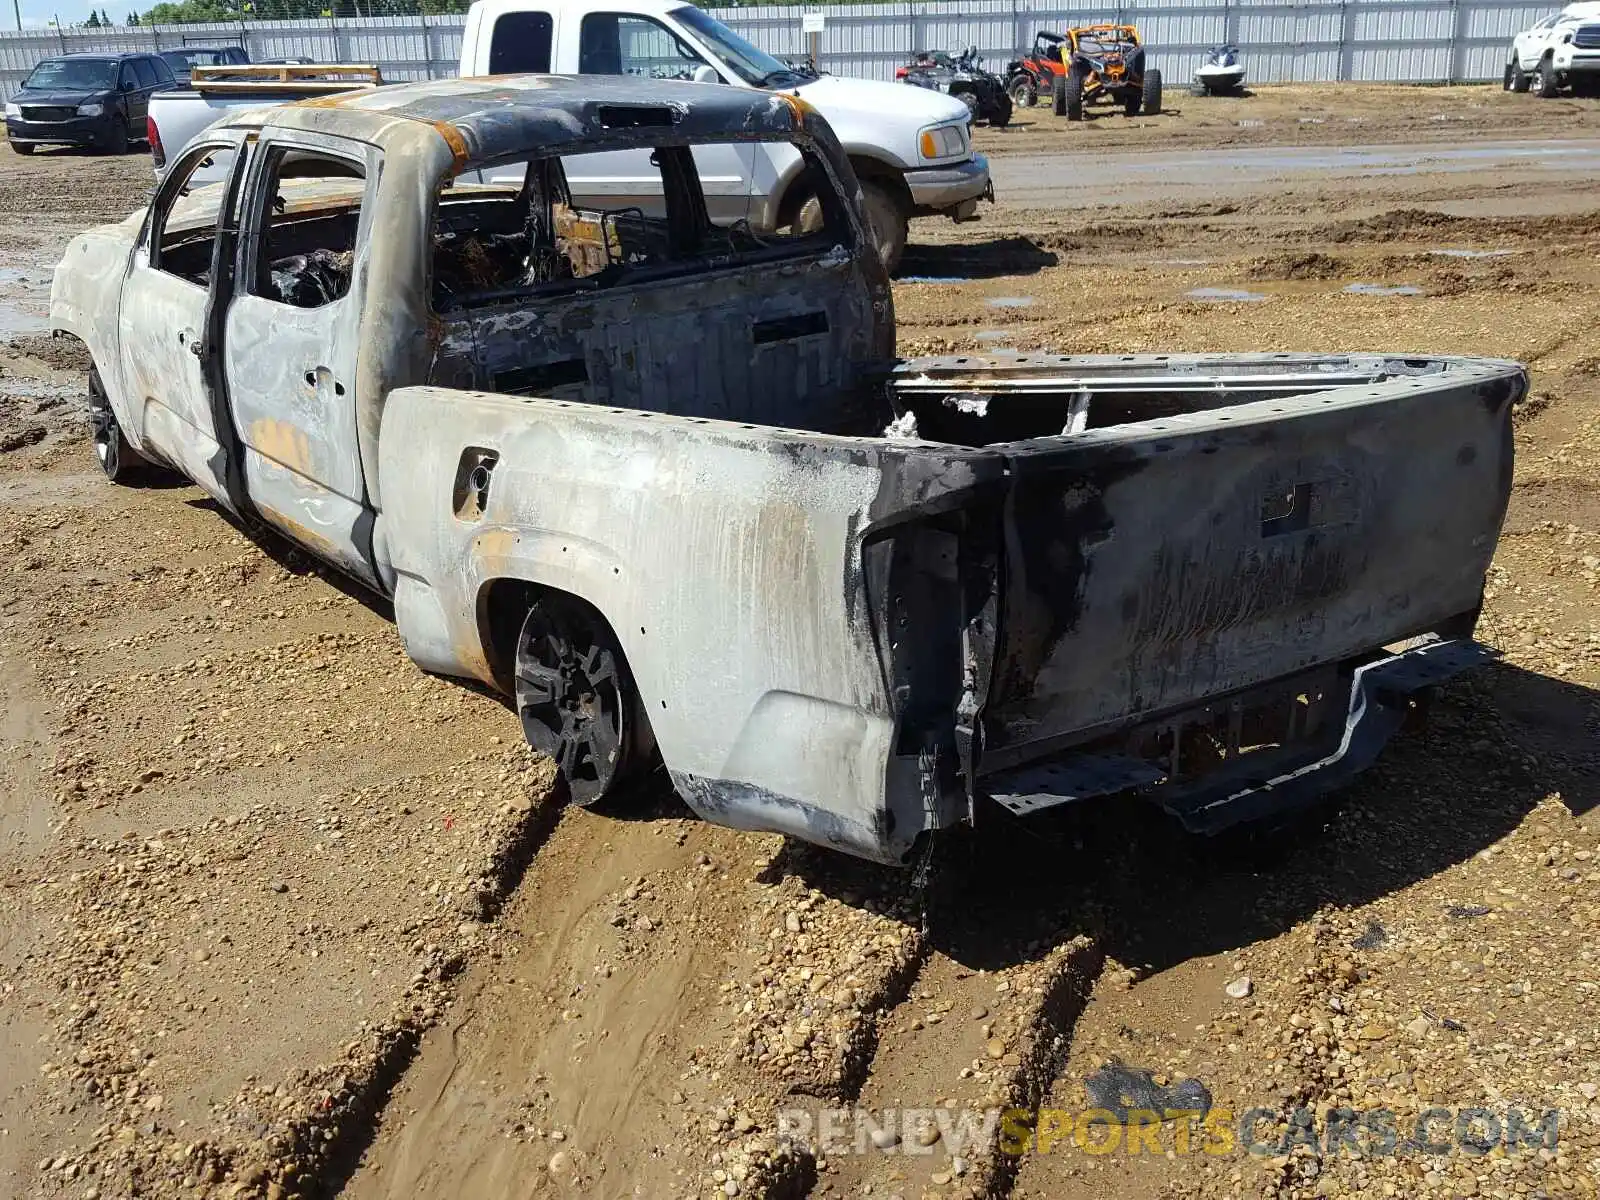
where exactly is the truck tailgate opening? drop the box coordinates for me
[887,352,1524,826]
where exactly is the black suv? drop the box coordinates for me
[4,52,176,155]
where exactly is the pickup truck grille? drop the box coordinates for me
[20,106,76,122]
[1573,24,1600,48]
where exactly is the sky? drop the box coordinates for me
[15,0,155,30]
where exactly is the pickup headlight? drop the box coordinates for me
[3,102,20,118]
[78,102,104,116]
[918,121,969,161]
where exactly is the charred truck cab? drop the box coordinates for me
[52,76,1523,865]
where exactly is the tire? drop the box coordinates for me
[88,364,147,484]
[989,93,1013,128]
[1007,73,1036,109]
[1534,56,1560,98]
[1052,70,1067,117]
[1124,86,1141,116]
[101,116,128,155]
[796,181,906,274]
[858,179,908,275]
[1063,66,1086,120]
[1142,67,1163,116]
[1510,59,1531,93]
[513,594,651,810]
[9,141,33,155]
[793,192,824,236]
[956,89,980,119]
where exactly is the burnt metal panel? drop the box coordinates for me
[979,359,1523,771]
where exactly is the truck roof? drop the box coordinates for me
[466,0,688,22]
[225,73,817,169]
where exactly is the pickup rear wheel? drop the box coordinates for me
[514,595,649,809]
[1509,59,1532,92]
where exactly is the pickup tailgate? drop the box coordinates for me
[958,356,1524,771]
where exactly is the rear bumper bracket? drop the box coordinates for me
[983,637,1498,832]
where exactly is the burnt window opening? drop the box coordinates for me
[247,147,368,310]
[430,139,854,312]
[149,141,242,288]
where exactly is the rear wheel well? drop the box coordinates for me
[479,577,658,806]
[479,578,632,696]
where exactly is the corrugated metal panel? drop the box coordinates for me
[0,0,1564,97]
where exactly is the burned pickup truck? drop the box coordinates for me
[51,75,1524,864]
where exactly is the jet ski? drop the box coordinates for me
[1195,44,1245,95]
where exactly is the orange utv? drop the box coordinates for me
[1051,24,1163,119]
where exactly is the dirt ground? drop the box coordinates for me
[0,83,1597,1200]
[982,80,1600,156]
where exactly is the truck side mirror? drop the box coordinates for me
[691,64,720,85]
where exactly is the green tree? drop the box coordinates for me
[144,0,238,20]
[86,9,101,23]
[127,10,140,22]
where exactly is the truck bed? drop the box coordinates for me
[381,351,1522,861]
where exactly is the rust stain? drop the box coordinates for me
[250,418,314,475]
[428,120,471,174]
[294,92,361,110]
[472,528,518,562]
[773,93,815,124]
[258,507,341,560]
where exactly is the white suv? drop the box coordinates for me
[1505,2,1600,97]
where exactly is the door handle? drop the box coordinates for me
[304,368,345,397]
[179,329,202,358]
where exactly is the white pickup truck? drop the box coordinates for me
[54,74,1524,865]
[1504,1,1600,97]
[147,0,991,270]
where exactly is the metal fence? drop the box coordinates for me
[0,0,1551,100]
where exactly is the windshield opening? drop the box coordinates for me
[24,58,116,90]
[670,6,800,87]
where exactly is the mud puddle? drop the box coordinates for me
[0,300,47,336]
[1186,287,1270,303]
[1343,282,1424,295]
